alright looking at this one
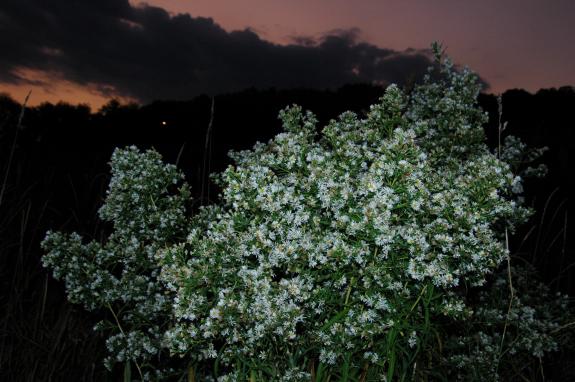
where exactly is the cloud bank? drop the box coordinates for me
[0,0,441,103]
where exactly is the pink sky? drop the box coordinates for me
[142,0,574,92]
[4,0,574,109]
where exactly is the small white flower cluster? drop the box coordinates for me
[42,146,191,379]
[500,135,549,179]
[105,329,160,365]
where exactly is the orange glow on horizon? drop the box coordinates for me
[0,67,135,111]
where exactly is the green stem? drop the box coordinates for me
[406,285,428,318]
[107,303,144,381]
[344,277,355,306]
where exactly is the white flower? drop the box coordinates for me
[209,307,223,320]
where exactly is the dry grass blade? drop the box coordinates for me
[0,90,31,208]
[200,96,215,204]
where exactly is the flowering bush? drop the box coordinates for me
[442,264,572,381]
[42,45,573,381]
[42,147,191,379]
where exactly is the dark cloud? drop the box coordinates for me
[0,0,449,102]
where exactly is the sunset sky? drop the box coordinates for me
[1,0,573,110]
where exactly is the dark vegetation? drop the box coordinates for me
[1,84,573,380]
